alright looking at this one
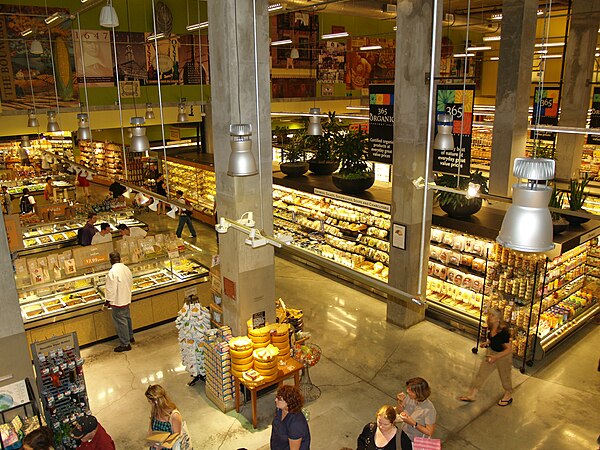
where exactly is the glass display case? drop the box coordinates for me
[165,159,215,219]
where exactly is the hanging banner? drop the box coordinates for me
[531,87,560,142]
[114,31,147,85]
[433,84,475,174]
[368,84,394,164]
[146,35,180,85]
[587,87,600,145]
[73,30,114,87]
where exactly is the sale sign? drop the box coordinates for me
[433,84,475,175]
[531,87,560,142]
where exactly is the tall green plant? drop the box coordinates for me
[568,177,590,211]
[335,128,372,178]
[548,185,565,220]
[281,130,307,163]
[434,171,489,209]
[306,111,342,162]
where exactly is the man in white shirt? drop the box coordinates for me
[105,252,134,352]
[117,223,147,240]
[91,223,113,245]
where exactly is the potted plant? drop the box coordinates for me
[280,130,309,177]
[549,185,568,234]
[562,177,590,225]
[434,171,489,218]
[307,111,340,175]
[331,128,375,194]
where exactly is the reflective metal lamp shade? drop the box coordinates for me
[46,110,60,132]
[228,124,258,177]
[77,113,91,140]
[129,117,150,152]
[30,39,43,55]
[177,101,188,123]
[433,113,454,151]
[290,48,299,59]
[27,110,39,128]
[145,103,155,120]
[497,157,555,253]
[307,107,323,136]
[99,1,119,28]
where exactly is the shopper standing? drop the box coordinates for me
[19,187,36,215]
[1,186,12,215]
[175,190,196,239]
[44,177,54,202]
[105,251,134,352]
[395,377,436,450]
[22,426,54,450]
[117,223,147,240]
[77,170,91,199]
[155,173,167,215]
[145,384,187,449]
[459,308,513,406]
[70,415,115,450]
[77,212,97,246]
[357,405,398,450]
[91,223,113,245]
[270,385,311,450]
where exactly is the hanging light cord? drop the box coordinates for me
[151,0,170,196]
[455,0,471,189]
[24,42,39,134]
[76,13,94,167]
[197,0,205,112]
[234,0,242,123]
[110,22,128,180]
[46,29,61,122]
[252,0,265,229]
[125,0,138,117]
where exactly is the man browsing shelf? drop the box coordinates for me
[91,223,113,245]
[105,251,134,352]
[117,223,147,240]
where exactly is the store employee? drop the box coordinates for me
[91,223,113,245]
[117,223,147,240]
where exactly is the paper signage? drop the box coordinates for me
[368,84,394,164]
[531,86,560,142]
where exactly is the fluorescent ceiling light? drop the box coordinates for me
[467,46,491,51]
[490,56,499,61]
[540,54,562,59]
[453,53,475,57]
[322,32,349,40]
[535,42,565,47]
[21,28,33,37]
[346,106,370,111]
[393,26,397,31]
[535,49,548,54]
[596,52,600,57]
[482,35,501,42]
[268,3,283,12]
[359,45,382,51]
[537,9,544,15]
[271,39,292,46]
[490,13,502,20]
[147,33,165,41]
[186,21,208,31]
[45,12,61,24]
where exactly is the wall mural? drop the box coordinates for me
[73,29,114,87]
[178,34,210,85]
[0,5,78,111]
[145,34,180,85]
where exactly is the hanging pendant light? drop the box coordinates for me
[177,99,188,123]
[30,39,43,55]
[21,135,31,147]
[307,107,323,136]
[166,206,178,219]
[77,113,92,140]
[46,110,60,132]
[27,110,39,128]
[433,113,455,151]
[290,47,299,59]
[99,0,119,28]
[129,116,150,152]
[228,123,258,177]
[497,157,555,253]
[145,103,155,120]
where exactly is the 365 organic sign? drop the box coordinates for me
[531,87,560,142]
[368,84,394,164]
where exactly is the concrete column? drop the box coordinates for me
[555,0,600,180]
[207,0,275,336]
[489,0,538,197]
[0,216,36,390]
[386,0,439,328]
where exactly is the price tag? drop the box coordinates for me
[168,249,179,259]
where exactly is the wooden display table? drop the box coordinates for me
[234,358,303,428]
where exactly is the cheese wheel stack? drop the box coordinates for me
[252,344,280,382]
[270,323,290,361]
[229,336,254,379]
[247,320,272,349]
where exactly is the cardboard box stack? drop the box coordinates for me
[204,326,235,412]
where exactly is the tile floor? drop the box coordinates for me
[80,209,600,450]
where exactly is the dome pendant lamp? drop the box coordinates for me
[46,110,60,132]
[228,124,258,177]
[177,99,188,123]
[433,113,455,151]
[27,110,39,128]
[497,157,555,253]
[129,116,150,152]
[145,103,155,120]
[77,113,91,140]
[307,107,323,136]
[99,0,119,28]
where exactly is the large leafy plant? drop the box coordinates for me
[306,111,343,162]
[568,177,590,211]
[281,130,307,163]
[335,128,373,179]
[434,171,489,208]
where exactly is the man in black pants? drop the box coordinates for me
[175,190,196,239]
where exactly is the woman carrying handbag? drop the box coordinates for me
[145,385,192,450]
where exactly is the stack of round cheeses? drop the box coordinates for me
[252,344,280,382]
[229,336,254,379]
[270,323,290,361]
[247,321,271,349]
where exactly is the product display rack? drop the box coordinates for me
[204,326,235,413]
[78,141,144,184]
[31,333,89,449]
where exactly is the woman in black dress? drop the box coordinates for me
[357,405,398,450]
[155,174,167,215]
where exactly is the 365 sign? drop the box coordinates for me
[368,84,394,164]
[432,84,475,175]
[531,87,560,142]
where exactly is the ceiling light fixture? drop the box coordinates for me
[30,39,43,55]
[497,158,555,253]
[129,117,150,152]
[307,107,323,136]
[490,13,502,21]
[490,56,499,61]
[145,103,155,120]
[21,28,33,37]
[322,32,349,40]
[146,32,165,41]
[433,113,454,151]
[44,12,61,24]
[271,39,292,46]
[360,45,383,51]
[228,124,258,177]
[467,46,491,51]
[46,110,60,132]
[185,21,208,31]
[27,110,39,128]
[177,99,188,122]
[539,54,562,59]
[535,42,565,47]
[453,53,475,57]
[268,3,283,12]
[482,35,501,42]
[99,0,119,28]
[77,113,91,140]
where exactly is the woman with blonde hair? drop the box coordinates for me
[459,308,513,406]
[357,405,398,449]
[145,385,183,448]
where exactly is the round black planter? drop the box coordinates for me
[562,212,590,225]
[280,162,309,177]
[552,219,569,235]
[332,172,375,194]
[439,199,482,218]
[308,160,339,175]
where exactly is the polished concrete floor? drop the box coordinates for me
[80,209,600,450]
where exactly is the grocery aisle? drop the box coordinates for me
[79,205,600,449]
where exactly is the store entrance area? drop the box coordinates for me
[79,212,600,449]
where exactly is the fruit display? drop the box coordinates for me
[291,343,321,367]
[175,303,211,377]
